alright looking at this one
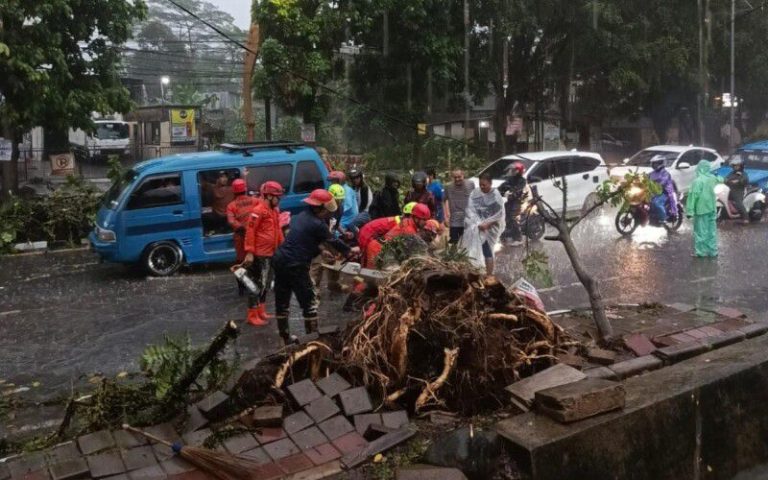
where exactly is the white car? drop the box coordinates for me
[470,150,609,215]
[609,145,724,196]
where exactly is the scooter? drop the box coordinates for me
[714,184,765,222]
[615,182,684,236]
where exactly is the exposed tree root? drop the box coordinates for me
[274,342,332,388]
[415,347,459,412]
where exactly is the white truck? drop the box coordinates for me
[69,119,133,161]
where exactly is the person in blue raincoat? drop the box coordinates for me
[685,160,721,257]
[649,155,679,222]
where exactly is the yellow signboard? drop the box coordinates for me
[417,123,427,136]
[170,108,196,143]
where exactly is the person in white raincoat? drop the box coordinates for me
[461,172,506,274]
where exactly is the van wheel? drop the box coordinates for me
[143,242,183,276]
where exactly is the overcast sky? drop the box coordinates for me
[211,0,251,29]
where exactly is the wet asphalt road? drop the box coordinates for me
[1,205,767,399]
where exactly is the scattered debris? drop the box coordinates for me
[422,426,502,480]
[504,364,586,412]
[535,378,626,423]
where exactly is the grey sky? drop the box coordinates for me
[210,0,251,29]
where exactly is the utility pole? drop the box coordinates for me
[463,0,470,156]
[697,0,705,145]
[241,24,261,142]
[729,0,736,149]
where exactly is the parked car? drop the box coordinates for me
[89,141,328,276]
[609,145,724,196]
[713,140,768,189]
[469,151,609,215]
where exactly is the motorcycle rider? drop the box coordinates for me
[725,156,750,224]
[649,155,679,222]
[498,161,531,246]
[404,172,436,217]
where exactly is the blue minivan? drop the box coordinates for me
[89,142,329,275]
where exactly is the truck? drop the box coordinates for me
[69,119,133,161]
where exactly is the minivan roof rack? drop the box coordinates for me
[220,140,306,156]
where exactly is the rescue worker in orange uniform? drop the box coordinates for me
[363,203,431,268]
[226,179,259,296]
[383,203,430,240]
[242,181,285,326]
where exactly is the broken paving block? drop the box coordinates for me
[316,373,351,398]
[87,451,127,478]
[353,414,382,435]
[303,443,342,466]
[194,390,230,420]
[556,353,585,370]
[254,427,287,444]
[289,426,328,450]
[623,333,657,357]
[535,377,625,423]
[78,430,116,455]
[183,405,209,433]
[318,416,355,440]
[505,364,586,410]
[113,430,147,450]
[181,428,212,447]
[286,379,323,407]
[121,446,157,471]
[251,405,283,428]
[277,453,314,475]
[240,447,271,465]
[222,432,259,454]
[381,411,409,430]
[304,396,341,423]
[284,410,314,435]
[49,458,90,480]
[263,438,300,461]
[586,347,617,365]
[341,428,414,469]
[338,386,373,416]
[46,442,81,464]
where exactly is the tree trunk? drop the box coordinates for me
[1,126,20,202]
[558,221,614,342]
[264,97,272,140]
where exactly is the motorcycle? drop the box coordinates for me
[504,188,546,242]
[615,183,684,236]
[714,183,765,222]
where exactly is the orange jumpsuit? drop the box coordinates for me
[226,195,259,262]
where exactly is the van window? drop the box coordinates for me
[199,168,241,234]
[294,161,324,193]
[246,164,293,193]
[127,174,182,210]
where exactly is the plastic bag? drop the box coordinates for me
[512,277,546,312]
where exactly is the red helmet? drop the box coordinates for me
[411,203,431,220]
[231,179,247,194]
[327,171,346,183]
[303,189,338,212]
[511,161,526,175]
[260,181,284,197]
[424,219,441,233]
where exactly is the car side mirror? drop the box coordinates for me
[677,162,691,170]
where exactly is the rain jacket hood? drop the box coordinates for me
[686,160,720,216]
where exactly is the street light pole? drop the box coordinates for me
[160,76,170,105]
[730,0,736,149]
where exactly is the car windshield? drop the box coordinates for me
[94,123,129,140]
[479,157,536,179]
[626,150,678,167]
[102,169,138,208]
[729,151,768,170]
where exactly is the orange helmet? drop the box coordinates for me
[231,179,247,194]
[411,203,431,220]
[303,189,338,212]
[260,181,284,197]
[424,219,441,233]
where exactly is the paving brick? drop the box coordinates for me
[669,333,698,344]
[315,373,351,398]
[7,453,47,478]
[87,451,126,479]
[287,379,323,406]
[254,427,287,444]
[341,428,414,469]
[121,446,157,472]
[703,330,746,349]
[698,326,723,337]
[338,387,373,416]
[304,396,340,423]
[181,428,212,447]
[263,437,300,461]
[353,414,382,435]
[195,391,230,419]
[331,432,368,456]
[654,340,710,363]
[739,322,768,338]
[284,410,314,435]
[183,406,208,434]
[290,426,328,450]
[251,405,284,428]
[222,432,259,454]
[240,447,271,465]
[277,453,314,475]
[623,333,657,357]
[608,355,663,380]
[586,348,617,365]
[159,458,195,476]
[556,353,585,369]
[381,411,409,430]
[248,462,283,480]
[126,464,165,480]
[303,443,342,466]
[716,307,745,319]
[77,430,116,455]
[396,465,469,480]
[11,469,50,480]
[48,457,89,480]
[584,366,617,380]
[711,318,749,332]
[651,334,681,348]
[113,430,147,450]
[46,443,80,464]
[685,328,709,339]
[318,416,355,441]
[144,423,181,461]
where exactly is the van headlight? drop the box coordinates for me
[96,226,116,242]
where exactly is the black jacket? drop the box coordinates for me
[369,173,401,219]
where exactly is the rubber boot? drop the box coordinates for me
[277,316,292,344]
[247,307,268,326]
[258,303,273,319]
[304,317,318,335]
